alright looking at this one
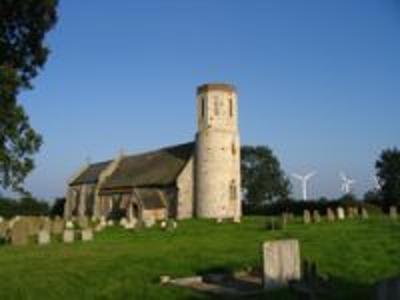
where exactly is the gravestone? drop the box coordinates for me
[0,221,9,241]
[124,218,137,230]
[337,207,345,220]
[353,207,359,218]
[233,216,241,223]
[347,207,354,219]
[119,218,127,227]
[37,230,50,245]
[10,220,29,246]
[66,220,75,229]
[63,230,74,243]
[312,211,321,223]
[389,206,397,220]
[262,239,301,289]
[80,229,93,242]
[376,277,400,300]
[303,210,311,224]
[327,208,335,222]
[361,207,369,219]
[216,218,223,224]
[144,217,155,228]
[40,217,52,232]
[107,220,114,227]
[51,218,64,235]
[0,216,4,223]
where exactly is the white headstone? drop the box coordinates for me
[0,216,4,223]
[81,229,93,242]
[144,217,155,228]
[337,207,345,220]
[66,221,74,229]
[120,218,127,227]
[107,220,114,227]
[38,230,50,245]
[262,239,301,289]
[63,229,74,243]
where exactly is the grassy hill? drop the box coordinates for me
[0,216,399,300]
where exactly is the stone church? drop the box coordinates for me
[64,83,241,223]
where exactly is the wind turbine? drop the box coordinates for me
[291,172,317,201]
[340,172,356,194]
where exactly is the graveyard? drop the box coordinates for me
[0,214,399,300]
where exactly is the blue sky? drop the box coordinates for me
[16,0,400,200]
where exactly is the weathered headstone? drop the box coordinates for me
[0,216,4,223]
[303,210,311,224]
[160,220,167,230]
[10,220,29,246]
[119,217,127,227]
[144,217,155,228]
[37,230,50,245]
[0,221,9,241]
[353,207,359,218]
[216,217,223,224]
[80,229,93,242]
[327,208,335,222]
[262,239,301,289]
[107,220,114,227]
[124,218,137,230]
[63,229,74,243]
[233,216,241,224]
[376,277,400,300]
[390,206,397,220]
[66,220,75,229]
[347,207,354,219]
[361,207,369,219]
[40,217,52,232]
[337,207,345,220]
[51,218,64,235]
[312,210,321,223]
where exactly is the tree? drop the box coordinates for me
[241,145,290,205]
[0,0,58,193]
[50,197,65,217]
[376,148,400,208]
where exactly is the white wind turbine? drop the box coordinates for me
[340,172,356,194]
[291,172,317,201]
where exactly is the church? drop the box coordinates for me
[64,83,241,223]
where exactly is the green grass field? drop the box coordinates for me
[0,216,399,300]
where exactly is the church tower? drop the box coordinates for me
[194,83,241,219]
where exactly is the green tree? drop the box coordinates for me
[376,148,400,208]
[241,145,290,205]
[0,0,58,193]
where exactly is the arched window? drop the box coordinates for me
[230,180,238,200]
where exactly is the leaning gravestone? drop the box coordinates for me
[312,211,321,223]
[37,230,50,245]
[327,208,335,222]
[303,210,311,224]
[337,207,345,220]
[10,220,29,246]
[389,206,397,220]
[361,207,369,219]
[376,277,400,300]
[80,229,93,242]
[262,239,301,289]
[63,230,74,243]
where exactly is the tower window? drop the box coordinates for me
[229,98,233,117]
[231,143,236,156]
[230,180,238,200]
[201,98,205,118]
[214,97,220,116]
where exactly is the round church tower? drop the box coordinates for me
[195,83,241,219]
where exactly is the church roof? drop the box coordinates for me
[101,142,194,190]
[70,161,111,186]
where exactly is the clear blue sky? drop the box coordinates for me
[17,0,400,201]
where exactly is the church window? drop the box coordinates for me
[230,180,238,200]
[229,98,233,117]
[232,143,236,155]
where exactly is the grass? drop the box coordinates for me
[0,216,399,300]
